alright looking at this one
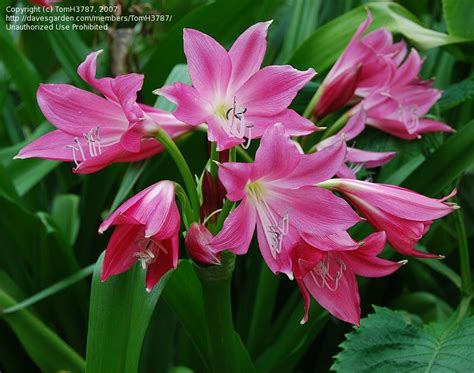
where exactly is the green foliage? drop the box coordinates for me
[438,76,474,111]
[333,307,474,372]
[443,0,474,39]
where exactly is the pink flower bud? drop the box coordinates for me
[185,224,221,265]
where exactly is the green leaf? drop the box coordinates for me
[333,307,474,372]
[442,0,474,39]
[438,76,474,111]
[109,161,148,213]
[0,282,85,372]
[403,120,474,195]
[288,2,470,72]
[51,194,81,246]
[85,252,169,373]
[153,64,191,110]
[0,18,43,124]
[8,158,59,196]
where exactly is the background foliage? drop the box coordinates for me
[0,0,473,372]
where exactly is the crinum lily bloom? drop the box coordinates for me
[350,49,453,139]
[156,22,317,151]
[313,11,403,119]
[318,179,457,258]
[208,124,362,278]
[99,180,180,291]
[292,231,404,325]
[316,109,396,179]
[15,51,192,174]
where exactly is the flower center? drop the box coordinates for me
[215,96,253,148]
[247,182,290,258]
[133,238,168,269]
[309,254,346,292]
[66,126,105,169]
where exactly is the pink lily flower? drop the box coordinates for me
[15,50,192,174]
[99,180,180,291]
[156,22,317,151]
[316,109,396,178]
[208,124,362,278]
[292,231,404,325]
[185,223,221,265]
[318,178,457,258]
[313,12,400,119]
[351,49,453,139]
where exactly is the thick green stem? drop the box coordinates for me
[153,128,200,222]
[454,208,472,295]
[319,113,349,141]
[194,252,238,373]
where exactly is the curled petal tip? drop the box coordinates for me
[300,317,307,325]
[146,287,152,293]
[398,259,408,266]
[152,88,161,96]
[437,255,446,259]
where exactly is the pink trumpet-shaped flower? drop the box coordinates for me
[292,231,404,325]
[208,123,362,278]
[352,49,453,139]
[15,50,192,174]
[99,180,180,291]
[318,179,457,258]
[317,109,396,178]
[156,22,317,151]
[185,223,221,265]
[313,12,400,119]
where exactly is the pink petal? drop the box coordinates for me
[247,109,316,138]
[145,236,178,291]
[77,50,115,99]
[303,258,361,325]
[139,104,194,137]
[209,197,257,255]
[206,115,244,151]
[251,123,301,182]
[218,161,252,201]
[280,140,347,188]
[111,74,145,122]
[37,83,128,136]
[393,49,422,86]
[183,28,232,101]
[341,231,404,277]
[156,82,211,125]
[301,230,360,252]
[228,21,271,92]
[417,119,454,134]
[100,224,143,281]
[336,164,357,179]
[296,277,312,324]
[345,148,396,168]
[15,130,76,161]
[269,186,362,235]
[236,65,315,115]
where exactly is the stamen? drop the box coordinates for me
[310,255,346,292]
[66,145,80,167]
[267,211,290,258]
[74,137,86,161]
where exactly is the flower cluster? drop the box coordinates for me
[16,14,457,325]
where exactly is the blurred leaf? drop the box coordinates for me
[8,158,59,196]
[109,161,148,213]
[438,75,474,111]
[277,0,321,63]
[46,28,89,88]
[86,252,169,373]
[391,292,453,323]
[288,2,470,72]
[0,18,43,123]
[333,307,474,372]
[403,120,474,195]
[442,0,474,39]
[0,279,85,373]
[3,264,94,314]
[153,64,191,110]
[51,194,80,246]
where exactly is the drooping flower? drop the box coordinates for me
[208,124,362,278]
[15,50,192,174]
[350,49,453,139]
[312,12,401,119]
[99,180,180,291]
[316,109,396,178]
[185,223,221,265]
[292,231,404,325]
[318,178,457,258]
[156,22,317,151]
